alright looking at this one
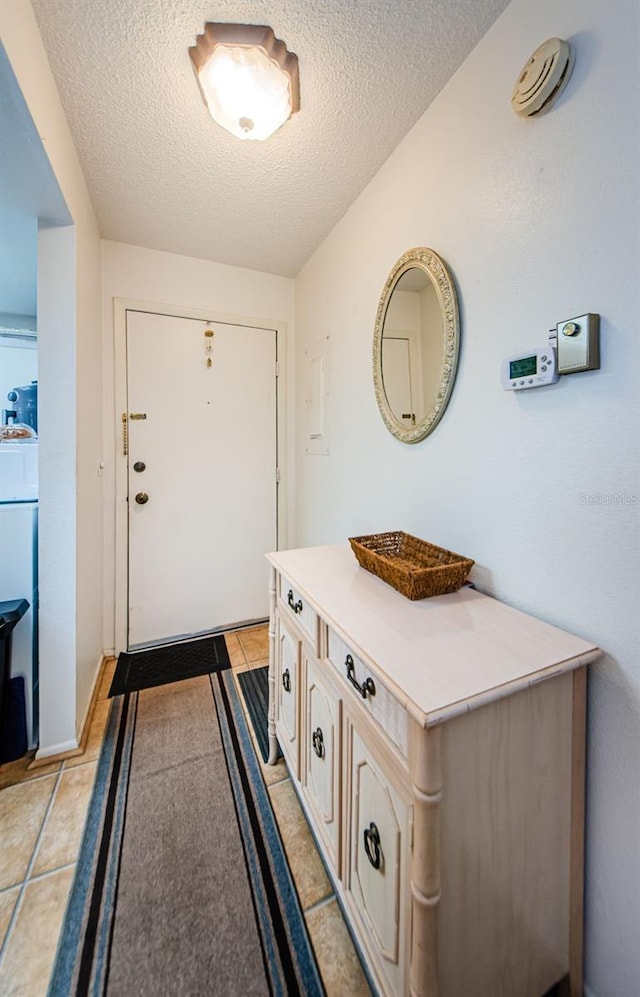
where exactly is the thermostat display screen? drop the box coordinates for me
[510,355,537,378]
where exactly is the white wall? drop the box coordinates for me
[37,227,77,750]
[294,2,639,994]
[100,240,295,650]
[0,337,37,415]
[74,221,102,728]
[0,205,37,316]
[0,0,103,752]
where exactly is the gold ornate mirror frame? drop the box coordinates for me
[373,247,460,444]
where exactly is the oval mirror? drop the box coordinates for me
[373,247,460,443]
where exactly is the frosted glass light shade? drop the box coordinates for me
[189,24,300,141]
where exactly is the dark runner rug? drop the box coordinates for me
[237,665,272,763]
[108,634,230,696]
[50,670,324,996]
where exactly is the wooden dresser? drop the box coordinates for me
[265,544,599,997]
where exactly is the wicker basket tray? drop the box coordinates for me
[349,531,474,600]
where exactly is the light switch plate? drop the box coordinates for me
[556,313,600,373]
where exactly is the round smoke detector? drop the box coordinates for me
[511,37,575,118]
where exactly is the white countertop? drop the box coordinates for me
[267,543,600,726]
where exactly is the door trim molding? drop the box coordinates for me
[113,297,288,655]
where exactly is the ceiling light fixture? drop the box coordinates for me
[189,23,300,141]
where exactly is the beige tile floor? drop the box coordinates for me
[0,626,371,996]
[0,655,113,996]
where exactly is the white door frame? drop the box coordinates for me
[113,297,288,655]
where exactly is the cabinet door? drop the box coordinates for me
[345,721,411,996]
[275,616,301,778]
[302,654,341,871]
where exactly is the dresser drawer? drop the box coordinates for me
[279,574,319,654]
[326,627,408,758]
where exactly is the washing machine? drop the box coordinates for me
[0,439,38,748]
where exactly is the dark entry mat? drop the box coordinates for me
[109,634,231,696]
[237,665,281,763]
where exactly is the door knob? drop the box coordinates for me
[135,492,149,505]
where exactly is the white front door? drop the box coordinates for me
[125,310,277,648]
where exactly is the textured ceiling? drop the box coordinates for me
[31,0,509,277]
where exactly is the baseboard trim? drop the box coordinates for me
[76,651,106,742]
[34,739,79,762]
[32,651,109,767]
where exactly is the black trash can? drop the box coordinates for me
[0,598,30,763]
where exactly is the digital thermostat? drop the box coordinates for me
[501,347,559,390]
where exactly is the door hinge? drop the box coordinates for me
[275,361,280,377]
[275,467,281,483]
[121,412,128,456]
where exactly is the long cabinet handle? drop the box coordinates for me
[363,822,382,870]
[287,589,303,614]
[345,654,376,699]
[312,727,324,759]
[282,668,291,693]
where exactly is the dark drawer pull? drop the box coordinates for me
[363,822,382,870]
[312,727,324,759]
[287,589,303,614]
[345,654,376,699]
[282,668,291,693]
